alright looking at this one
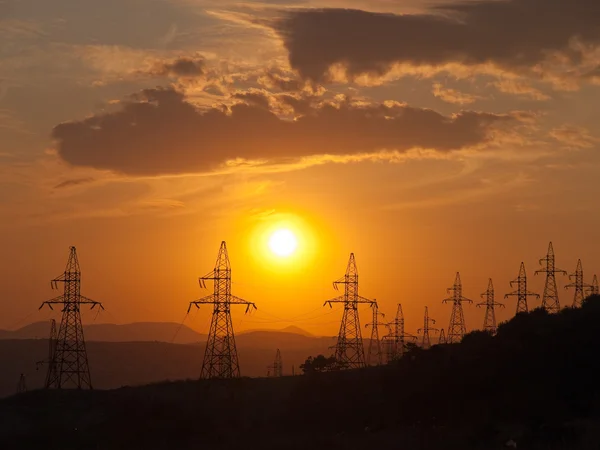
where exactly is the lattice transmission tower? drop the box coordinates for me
[417,306,438,349]
[443,272,472,343]
[323,253,375,369]
[504,262,538,315]
[535,242,566,313]
[16,374,27,394]
[267,349,283,377]
[438,328,446,344]
[39,246,104,389]
[381,303,416,362]
[588,274,599,297]
[565,259,592,308]
[36,319,58,388]
[477,278,504,334]
[188,241,257,379]
[365,303,385,365]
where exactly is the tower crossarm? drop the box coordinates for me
[535,265,567,276]
[38,295,65,310]
[198,270,219,289]
[79,295,104,309]
[188,294,256,313]
[504,290,539,299]
[324,296,375,307]
[442,296,473,304]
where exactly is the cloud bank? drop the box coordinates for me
[273,0,600,82]
[52,87,518,176]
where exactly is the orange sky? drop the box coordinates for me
[1,0,599,338]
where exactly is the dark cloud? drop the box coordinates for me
[277,94,314,115]
[232,89,271,109]
[258,67,306,92]
[151,56,206,78]
[52,87,518,176]
[53,177,95,189]
[273,0,600,81]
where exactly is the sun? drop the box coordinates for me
[268,229,298,257]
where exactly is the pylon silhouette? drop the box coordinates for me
[323,253,375,369]
[381,304,416,362]
[17,374,27,394]
[267,349,283,377]
[565,259,592,308]
[365,303,385,365]
[188,241,256,379]
[535,242,566,313]
[438,328,446,344]
[588,274,599,297]
[477,278,504,334]
[505,262,539,315]
[417,306,438,349]
[39,247,104,389]
[443,272,472,343]
[35,319,58,388]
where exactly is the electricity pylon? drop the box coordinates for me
[365,303,385,365]
[535,242,566,313]
[565,259,592,308]
[477,278,504,334]
[188,241,257,379]
[381,303,416,362]
[438,328,446,344]
[417,306,438,349]
[267,349,283,377]
[443,272,472,343]
[504,262,539,315]
[323,253,375,369]
[587,274,599,297]
[17,374,27,394]
[39,246,104,389]
[36,319,58,388]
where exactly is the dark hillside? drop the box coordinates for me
[2,296,600,449]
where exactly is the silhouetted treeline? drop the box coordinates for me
[2,297,600,449]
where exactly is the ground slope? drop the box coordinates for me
[2,297,600,449]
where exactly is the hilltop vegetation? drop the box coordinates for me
[2,297,600,449]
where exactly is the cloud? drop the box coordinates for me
[53,177,95,189]
[51,87,520,176]
[149,56,206,78]
[272,1,600,83]
[491,79,550,101]
[549,125,599,149]
[432,83,481,105]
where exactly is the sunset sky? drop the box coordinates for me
[1,0,599,337]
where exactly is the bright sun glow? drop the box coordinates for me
[268,229,298,257]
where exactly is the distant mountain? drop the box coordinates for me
[237,325,314,337]
[0,333,335,397]
[0,322,205,345]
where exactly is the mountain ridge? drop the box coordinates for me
[0,321,317,344]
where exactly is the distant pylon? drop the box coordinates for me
[477,278,504,334]
[381,303,416,362]
[587,274,599,297]
[535,242,567,313]
[39,246,104,389]
[35,319,58,388]
[565,259,592,308]
[323,253,375,369]
[267,349,283,377]
[17,374,27,394]
[188,241,257,379]
[438,328,446,344]
[504,262,539,314]
[365,303,385,365]
[417,306,438,349]
[442,272,473,343]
